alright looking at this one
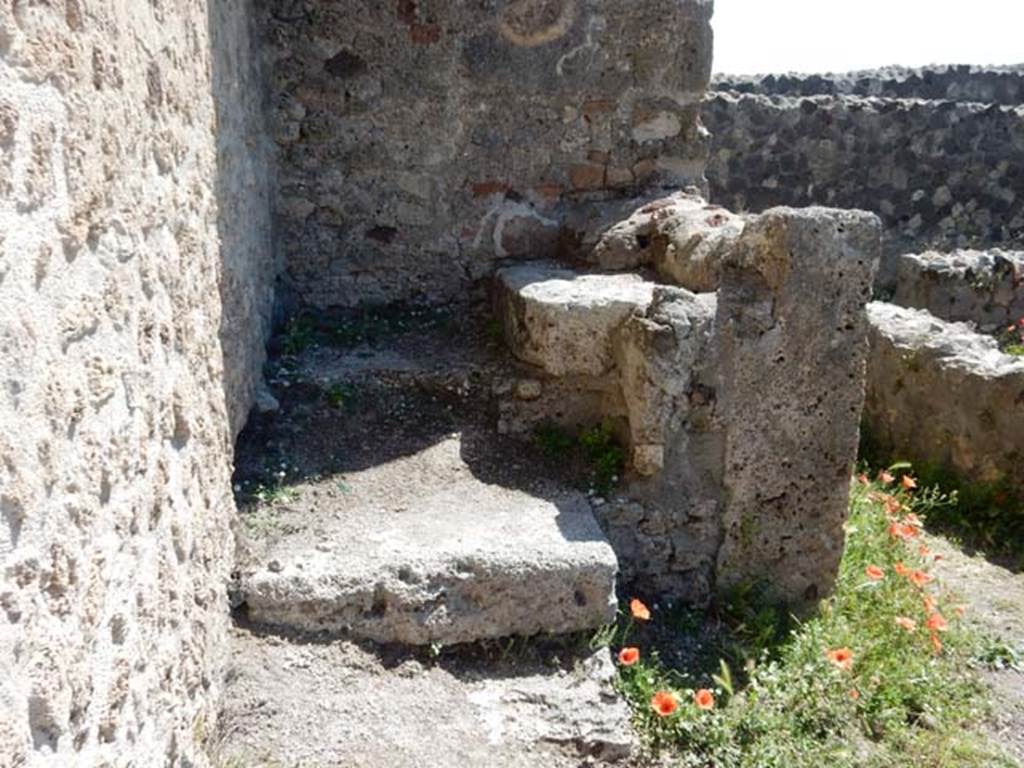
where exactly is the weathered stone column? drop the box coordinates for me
[714,208,881,603]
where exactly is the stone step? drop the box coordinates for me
[217,626,633,767]
[494,263,656,377]
[235,433,618,645]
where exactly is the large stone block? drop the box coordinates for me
[590,191,746,290]
[864,302,1024,492]
[239,439,618,645]
[883,249,1024,331]
[495,263,655,377]
[714,207,881,603]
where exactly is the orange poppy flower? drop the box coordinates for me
[894,562,909,577]
[922,594,937,613]
[930,632,943,655]
[651,690,679,717]
[883,496,903,517]
[693,689,715,710]
[848,688,860,701]
[901,475,917,491]
[826,647,854,671]
[918,544,931,558]
[903,513,923,528]
[908,570,933,588]
[888,522,918,541]
[878,470,895,485]
[857,473,871,486]
[865,565,885,581]
[630,599,651,621]
[925,612,948,632]
[894,616,917,632]
[617,647,640,666]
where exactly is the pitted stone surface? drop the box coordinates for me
[495,264,656,377]
[714,207,881,603]
[883,249,1024,330]
[590,191,746,290]
[615,286,718,475]
[238,438,618,645]
[865,302,1024,492]
[261,0,713,307]
[0,0,274,764]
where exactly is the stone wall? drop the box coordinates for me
[0,0,274,764]
[865,302,1024,494]
[704,77,1024,253]
[881,249,1024,331]
[261,0,714,309]
[713,65,1024,106]
[213,0,280,436]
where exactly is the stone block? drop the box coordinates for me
[865,301,1024,492]
[884,249,1024,331]
[714,207,881,603]
[239,441,618,645]
[494,263,655,377]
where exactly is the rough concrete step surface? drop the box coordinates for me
[233,315,620,646]
[237,436,618,644]
[217,628,633,767]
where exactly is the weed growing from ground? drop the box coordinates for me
[534,421,625,494]
[996,317,1024,356]
[602,472,1016,767]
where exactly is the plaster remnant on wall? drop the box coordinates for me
[499,0,578,48]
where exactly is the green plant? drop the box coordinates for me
[533,421,626,494]
[608,474,1011,767]
[324,382,353,410]
[281,314,316,355]
[534,423,575,458]
[996,318,1024,355]
[579,421,625,494]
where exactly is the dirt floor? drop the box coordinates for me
[927,533,1024,764]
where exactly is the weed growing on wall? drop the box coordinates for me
[600,474,1015,767]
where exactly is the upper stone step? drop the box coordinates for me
[494,263,655,377]
[236,435,618,646]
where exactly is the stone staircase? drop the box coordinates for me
[219,308,635,766]
[218,192,884,766]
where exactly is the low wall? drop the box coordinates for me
[0,0,275,763]
[260,0,714,308]
[703,91,1024,253]
[712,65,1024,106]
[865,302,1024,493]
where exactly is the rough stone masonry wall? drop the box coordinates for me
[714,65,1024,107]
[703,68,1024,253]
[261,0,714,309]
[0,0,274,764]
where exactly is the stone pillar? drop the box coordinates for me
[714,208,881,603]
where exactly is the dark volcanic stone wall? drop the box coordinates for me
[260,0,714,308]
[713,65,1024,107]
[704,69,1024,253]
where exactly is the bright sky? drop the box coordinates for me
[712,0,1024,75]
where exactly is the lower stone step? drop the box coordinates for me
[216,627,633,767]
[236,436,618,645]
